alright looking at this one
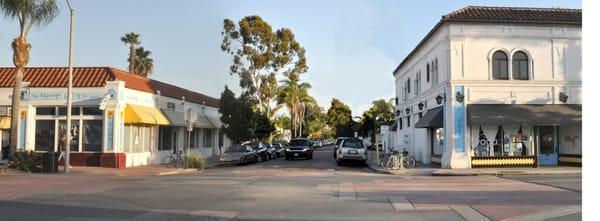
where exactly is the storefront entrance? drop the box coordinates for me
[538,126,558,166]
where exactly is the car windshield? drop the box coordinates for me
[289,139,309,146]
[336,139,344,146]
[225,145,247,153]
[342,140,363,148]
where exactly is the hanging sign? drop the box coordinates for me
[453,86,465,153]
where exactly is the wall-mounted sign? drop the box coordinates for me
[453,86,465,153]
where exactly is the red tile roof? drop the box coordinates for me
[0,67,219,108]
[393,6,582,75]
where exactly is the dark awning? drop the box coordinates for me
[415,107,443,128]
[389,122,398,132]
[160,109,188,127]
[468,104,581,125]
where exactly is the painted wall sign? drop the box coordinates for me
[106,111,114,151]
[453,86,465,153]
[28,91,104,102]
[19,111,26,148]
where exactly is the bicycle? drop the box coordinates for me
[161,150,188,168]
[400,150,416,169]
[380,148,417,170]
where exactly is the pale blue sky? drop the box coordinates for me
[0,0,581,116]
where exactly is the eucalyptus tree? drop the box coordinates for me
[0,0,60,156]
[221,16,307,116]
[132,46,154,77]
[120,32,140,73]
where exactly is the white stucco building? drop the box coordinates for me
[392,6,582,168]
[0,67,231,168]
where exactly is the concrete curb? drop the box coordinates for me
[431,169,582,176]
[156,168,200,176]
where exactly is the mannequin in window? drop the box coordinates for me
[475,126,489,157]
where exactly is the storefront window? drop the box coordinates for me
[82,107,103,115]
[204,129,213,148]
[159,126,174,151]
[472,124,533,157]
[35,120,55,151]
[433,128,444,155]
[58,107,80,116]
[83,120,103,152]
[59,120,80,152]
[37,107,56,116]
[125,125,151,153]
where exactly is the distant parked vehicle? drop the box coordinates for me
[272,143,284,158]
[335,138,367,166]
[265,143,277,160]
[219,144,258,165]
[285,138,314,160]
[249,142,269,162]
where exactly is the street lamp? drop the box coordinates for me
[64,0,74,173]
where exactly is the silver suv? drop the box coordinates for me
[335,138,366,166]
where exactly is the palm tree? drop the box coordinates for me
[277,73,311,138]
[0,0,59,157]
[120,32,140,73]
[132,47,154,77]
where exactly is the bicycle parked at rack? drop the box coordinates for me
[379,148,416,170]
[161,150,187,168]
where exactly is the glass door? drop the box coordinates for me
[538,126,558,165]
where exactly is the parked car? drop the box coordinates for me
[265,143,278,160]
[334,137,352,158]
[249,142,269,162]
[284,138,314,160]
[219,144,258,165]
[272,143,284,158]
[335,138,367,166]
[313,140,323,148]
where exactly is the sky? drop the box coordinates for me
[0,0,581,117]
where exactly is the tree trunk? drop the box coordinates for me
[129,45,135,73]
[9,37,31,157]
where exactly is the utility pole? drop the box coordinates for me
[65,0,74,173]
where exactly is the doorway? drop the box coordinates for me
[538,126,558,166]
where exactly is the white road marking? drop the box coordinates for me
[502,205,581,221]
[388,196,415,211]
[450,205,490,221]
[338,182,356,200]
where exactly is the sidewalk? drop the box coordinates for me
[366,160,581,176]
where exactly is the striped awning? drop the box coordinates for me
[124,104,169,125]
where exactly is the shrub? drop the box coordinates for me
[186,154,205,171]
[7,151,39,172]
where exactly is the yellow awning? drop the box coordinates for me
[124,104,169,125]
[0,116,10,129]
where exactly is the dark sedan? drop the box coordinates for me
[284,138,314,160]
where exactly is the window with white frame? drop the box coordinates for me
[512,51,529,80]
[432,58,439,85]
[415,71,421,95]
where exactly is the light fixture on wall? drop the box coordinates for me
[395,109,401,117]
[435,95,443,105]
[418,102,424,110]
[405,107,410,115]
[456,91,464,103]
[559,92,569,103]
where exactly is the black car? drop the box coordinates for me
[250,142,269,162]
[284,138,313,160]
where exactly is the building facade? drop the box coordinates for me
[0,67,231,168]
[393,6,582,168]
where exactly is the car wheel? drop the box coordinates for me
[336,159,342,166]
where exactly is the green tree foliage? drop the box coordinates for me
[277,73,312,138]
[219,87,275,144]
[303,102,327,139]
[273,115,291,130]
[221,15,307,116]
[358,99,396,142]
[132,46,154,77]
[1,0,60,156]
[326,98,354,137]
[218,87,257,144]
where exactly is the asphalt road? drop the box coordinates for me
[0,145,582,221]
[503,174,582,192]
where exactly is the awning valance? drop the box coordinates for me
[124,104,169,125]
[160,109,188,127]
[0,116,10,129]
[415,107,443,128]
[194,115,214,128]
[468,104,581,125]
[206,116,223,128]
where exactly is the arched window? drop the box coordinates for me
[512,51,529,80]
[492,51,508,80]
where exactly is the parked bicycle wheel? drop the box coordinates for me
[386,156,401,170]
[162,155,175,168]
[402,155,416,169]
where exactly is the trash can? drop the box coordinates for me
[42,152,58,173]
